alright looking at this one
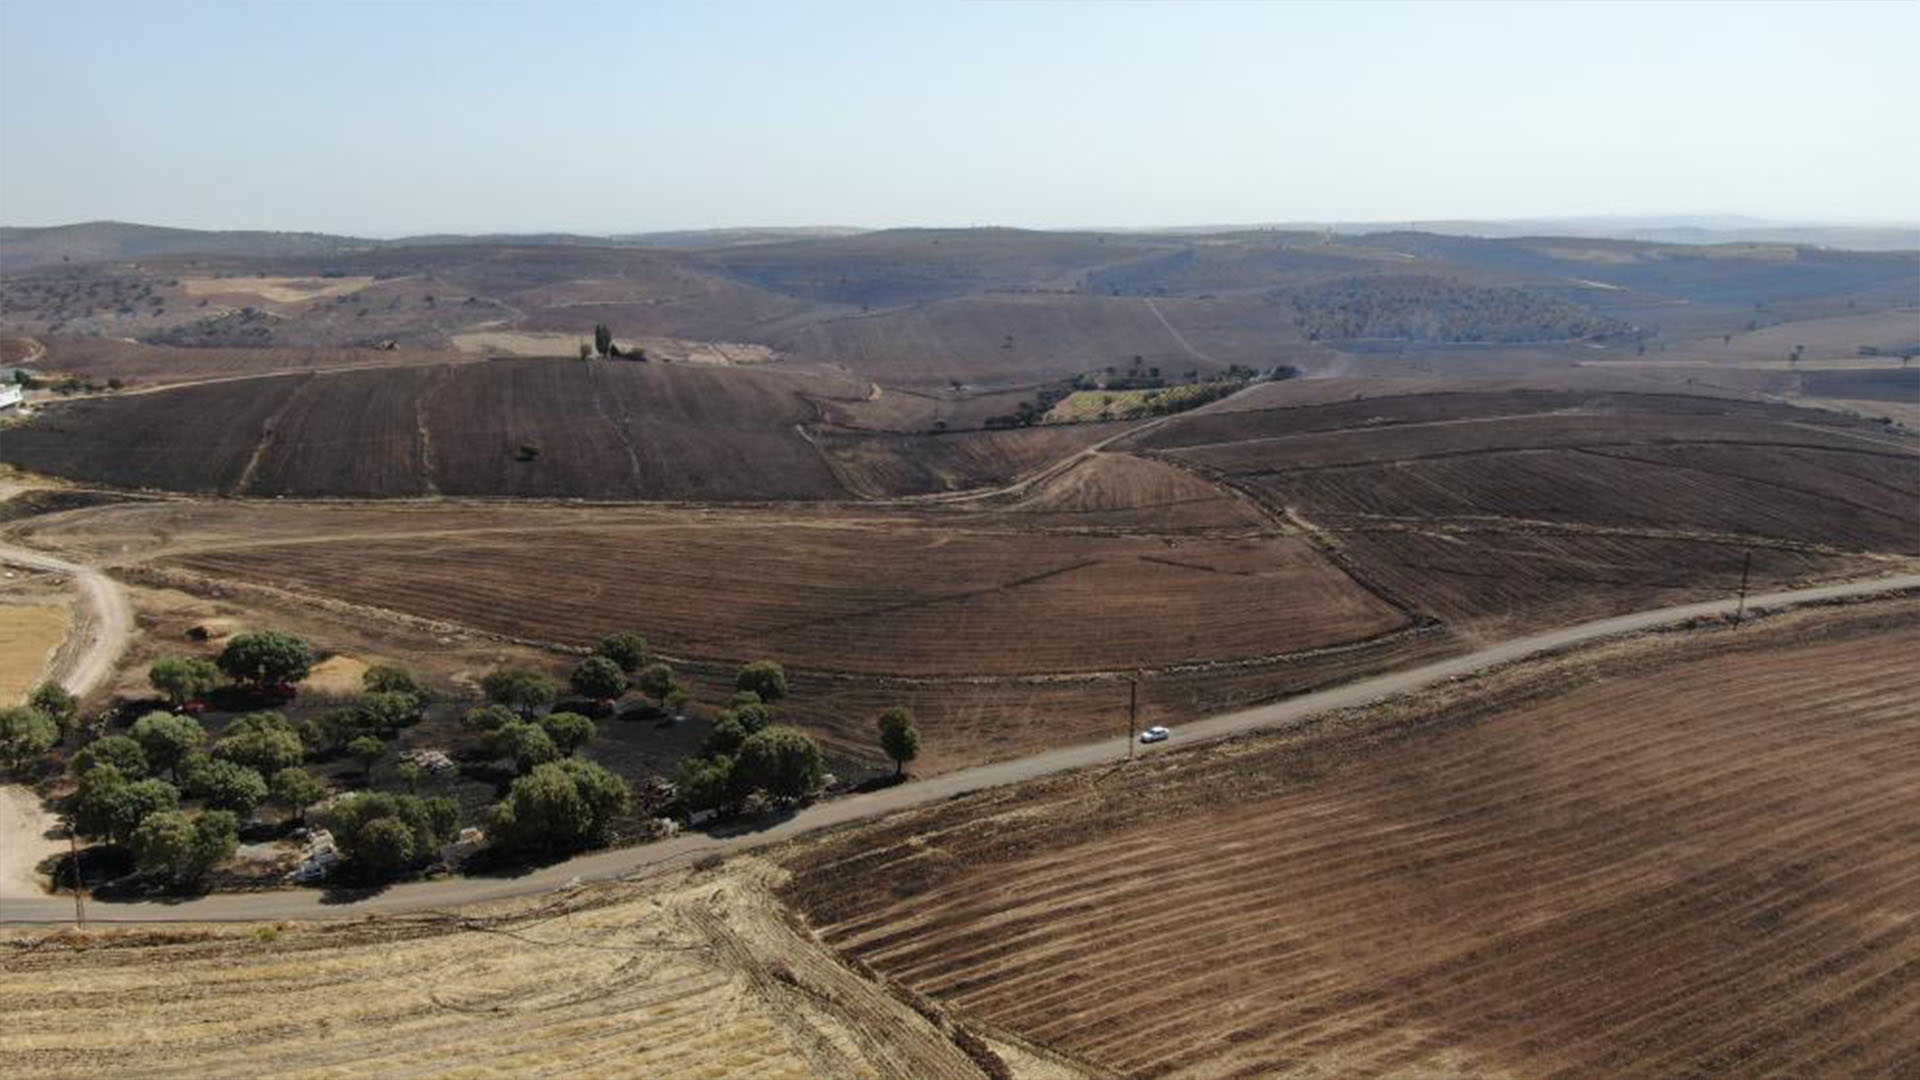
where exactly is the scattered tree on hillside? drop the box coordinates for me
[0,707,58,774]
[462,704,518,732]
[73,765,180,844]
[540,711,597,755]
[594,631,649,673]
[356,690,425,735]
[217,631,313,691]
[269,767,326,825]
[569,656,627,701]
[184,757,268,816]
[486,721,559,773]
[130,711,206,781]
[327,791,458,879]
[488,758,631,854]
[132,809,237,887]
[481,668,557,716]
[735,660,789,703]
[636,663,678,710]
[29,683,77,731]
[362,663,427,704]
[675,755,734,814]
[877,707,921,777]
[732,725,824,801]
[72,735,147,779]
[149,657,220,707]
[212,712,304,775]
[348,735,386,782]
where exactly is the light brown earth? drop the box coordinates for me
[0,858,1002,1080]
[0,601,67,704]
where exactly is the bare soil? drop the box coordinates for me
[782,600,1920,1079]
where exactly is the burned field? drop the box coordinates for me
[782,602,1920,1079]
[1125,388,1920,636]
[9,381,1914,773]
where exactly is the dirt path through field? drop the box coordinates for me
[0,786,63,907]
[3,571,1914,925]
[0,542,131,698]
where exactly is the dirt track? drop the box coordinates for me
[0,541,129,698]
[3,571,1914,926]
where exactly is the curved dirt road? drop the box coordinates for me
[2,572,1916,924]
[0,542,132,699]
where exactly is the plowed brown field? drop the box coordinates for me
[163,524,1404,677]
[784,604,1920,1079]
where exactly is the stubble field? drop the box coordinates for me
[783,601,1920,1079]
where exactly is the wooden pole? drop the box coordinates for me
[1736,549,1753,623]
[1128,676,1138,760]
[67,818,86,927]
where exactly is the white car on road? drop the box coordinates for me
[1139,725,1171,744]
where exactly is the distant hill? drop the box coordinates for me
[0,222,873,269]
[0,221,375,270]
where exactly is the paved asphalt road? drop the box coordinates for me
[3,572,1915,925]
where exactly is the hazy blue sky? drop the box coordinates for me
[1,0,1913,235]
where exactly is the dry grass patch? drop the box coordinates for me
[0,601,68,704]
[179,276,374,304]
[0,859,990,1080]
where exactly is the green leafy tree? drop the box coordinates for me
[877,707,921,777]
[213,713,304,774]
[735,660,789,703]
[732,725,823,801]
[29,682,77,730]
[593,323,613,358]
[486,721,558,773]
[130,810,196,879]
[72,734,147,778]
[300,708,356,754]
[327,792,459,878]
[348,735,385,781]
[540,711,596,755]
[190,810,240,880]
[594,631,648,673]
[462,704,518,732]
[148,657,220,707]
[356,690,424,735]
[569,656,627,701]
[186,758,268,815]
[702,715,749,757]
[74,765,181,844]
[481,668,556,715]
[130,809,237,886]
[636,663,678,709]
[130,711,206,781]
[674,755,734,814]
[216,631,313,690]
[725,698,774,733]
[269,767,326,824]
[362,664,427,704]
[395,759,425,793]
[353,817,418,877]
[489,759,631,853]
[0,707,58,774]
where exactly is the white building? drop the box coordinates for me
[0,384,22,409]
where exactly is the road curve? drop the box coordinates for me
[3,571,1916,924]
[0,542,132,699]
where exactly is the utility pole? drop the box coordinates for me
[1735,549,1753,623]
[1127,676,1138,760]
[66,816,86,927]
